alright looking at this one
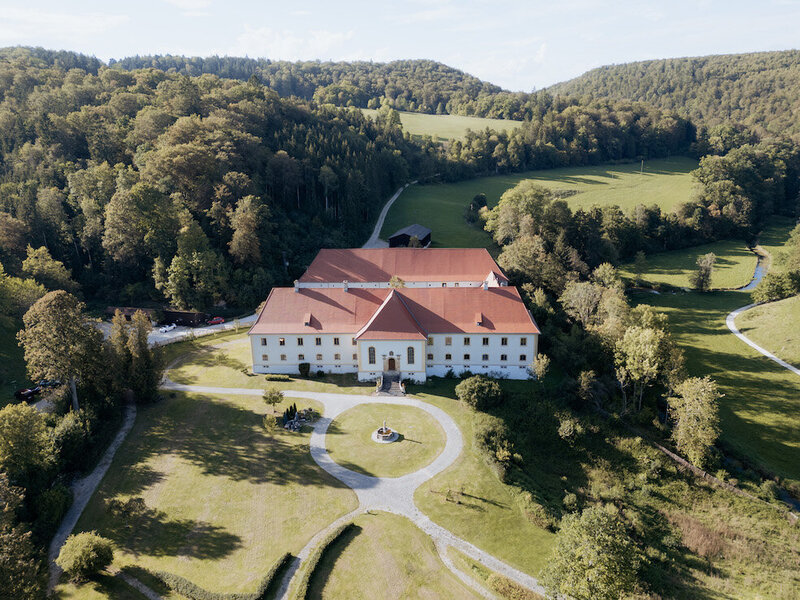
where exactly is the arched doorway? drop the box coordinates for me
[387,358,396,371]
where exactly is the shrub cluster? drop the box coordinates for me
[152,553,290,600]
[264,374,291,381]
[290,522,354,600]
[750,271,800,303]
[455,375,503,410]
[55,531,114,582]
[298,363,310,377]
[487,573,544,600]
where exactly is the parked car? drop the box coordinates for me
[207,316,225,325]
[14,387,41,402]
[159,323,177,333]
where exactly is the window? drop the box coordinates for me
[333,337,340,346]
[315,337,321,346]
[427,353,433,360]
[316,354,322,361]
[482,353,489,361]
[464,337,470,346]
[500,354,507,361]
[482,337,489,346]
[368,347,376,364]
[352,338,357,346]
[501,337,508,346]
[407,346,415,364]
[520,354,527,361]
[334,353,340,360]
[445,336,452,346]
[427,336,434,346]
[297,337,304,346]
[261,338,267,346]
[298,354,304,360]
[280,354,287,361]
[279,338,285,346]
[520,337,527,346]
[441,282,446,287]
[445,353,452,360]
[464,354,470,360]
[454,282,459,287]
[261,354,268,361]
[352,353,358,360]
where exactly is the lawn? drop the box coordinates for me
[736,294,800,367]
[325,403,446,477]
[756,215,798,273]
[70,390,357,595]
[307,511,483,599]
[166,331,374,395]
[380,157,697,248]
[619,238,758,290]
[410,380,556,577]
[634,290,800,487]
[0,315,28,407]
[361,108,522,140]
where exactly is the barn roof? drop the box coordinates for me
[248,286,539,338]
[297,248,508,284]
[389,224,431,240]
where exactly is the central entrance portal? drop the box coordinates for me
[387,358,396,371]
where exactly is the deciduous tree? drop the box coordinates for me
[669,376,721,468]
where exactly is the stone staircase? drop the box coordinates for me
[374,372,404,396]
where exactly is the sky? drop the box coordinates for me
[1,0,799,90]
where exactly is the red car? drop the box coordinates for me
[207,316,225,325]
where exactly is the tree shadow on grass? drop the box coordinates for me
[100,496,242,560]
[306,524,364,600]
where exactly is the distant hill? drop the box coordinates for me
[548,50,800,137]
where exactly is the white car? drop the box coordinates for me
[158,323,177,333]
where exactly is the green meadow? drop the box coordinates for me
[361,108,522,140]
[380,157,697,248]
[737,295,800,367]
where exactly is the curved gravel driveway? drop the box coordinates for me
[161,380,545,598]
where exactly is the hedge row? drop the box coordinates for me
[290,522,355,600]
[150,552,291,600]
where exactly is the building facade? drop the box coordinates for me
[248,248,539,382]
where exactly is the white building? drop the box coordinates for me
[248,248,540,382]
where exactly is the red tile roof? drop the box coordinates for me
[297,248,508,284]
[249,286,539,338]
[355,290,427,340]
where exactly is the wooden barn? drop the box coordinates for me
[388,224,432,247]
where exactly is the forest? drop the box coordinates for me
[0,46,701,312]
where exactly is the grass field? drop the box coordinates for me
[326,404,446,477]
[361,108,522,140]
[0,316,28,407]
[619,238,758,290]
[634,290,800,487]
[380,157,697,248]
[167,332,373,395]
[307,511,482,599]
[737,295,800,367]
[757,215,798,273]
[69,390,357,595]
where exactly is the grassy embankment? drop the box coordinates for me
[325,403,446,478]
[736,295,800,367]
[307,511,483,599]
[380,156,697,248]
[57,388,357,596]
[361,108,522,140]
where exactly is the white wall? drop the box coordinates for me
[250,331,537,381]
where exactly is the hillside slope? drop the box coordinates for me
[548,50,800,137]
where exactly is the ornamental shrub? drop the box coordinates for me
[298,362,310,377]
[455,375,503,410]
[56,531,114,582]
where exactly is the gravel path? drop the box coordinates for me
[362,182,416,248]
[161,380,546,597]
[47,401,137,591]
[726,303,800,377]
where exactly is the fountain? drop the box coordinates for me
[372,418,399,443]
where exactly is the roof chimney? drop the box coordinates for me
[303,312,311,326]
[475,312,483,326]
[294,280,299,293]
